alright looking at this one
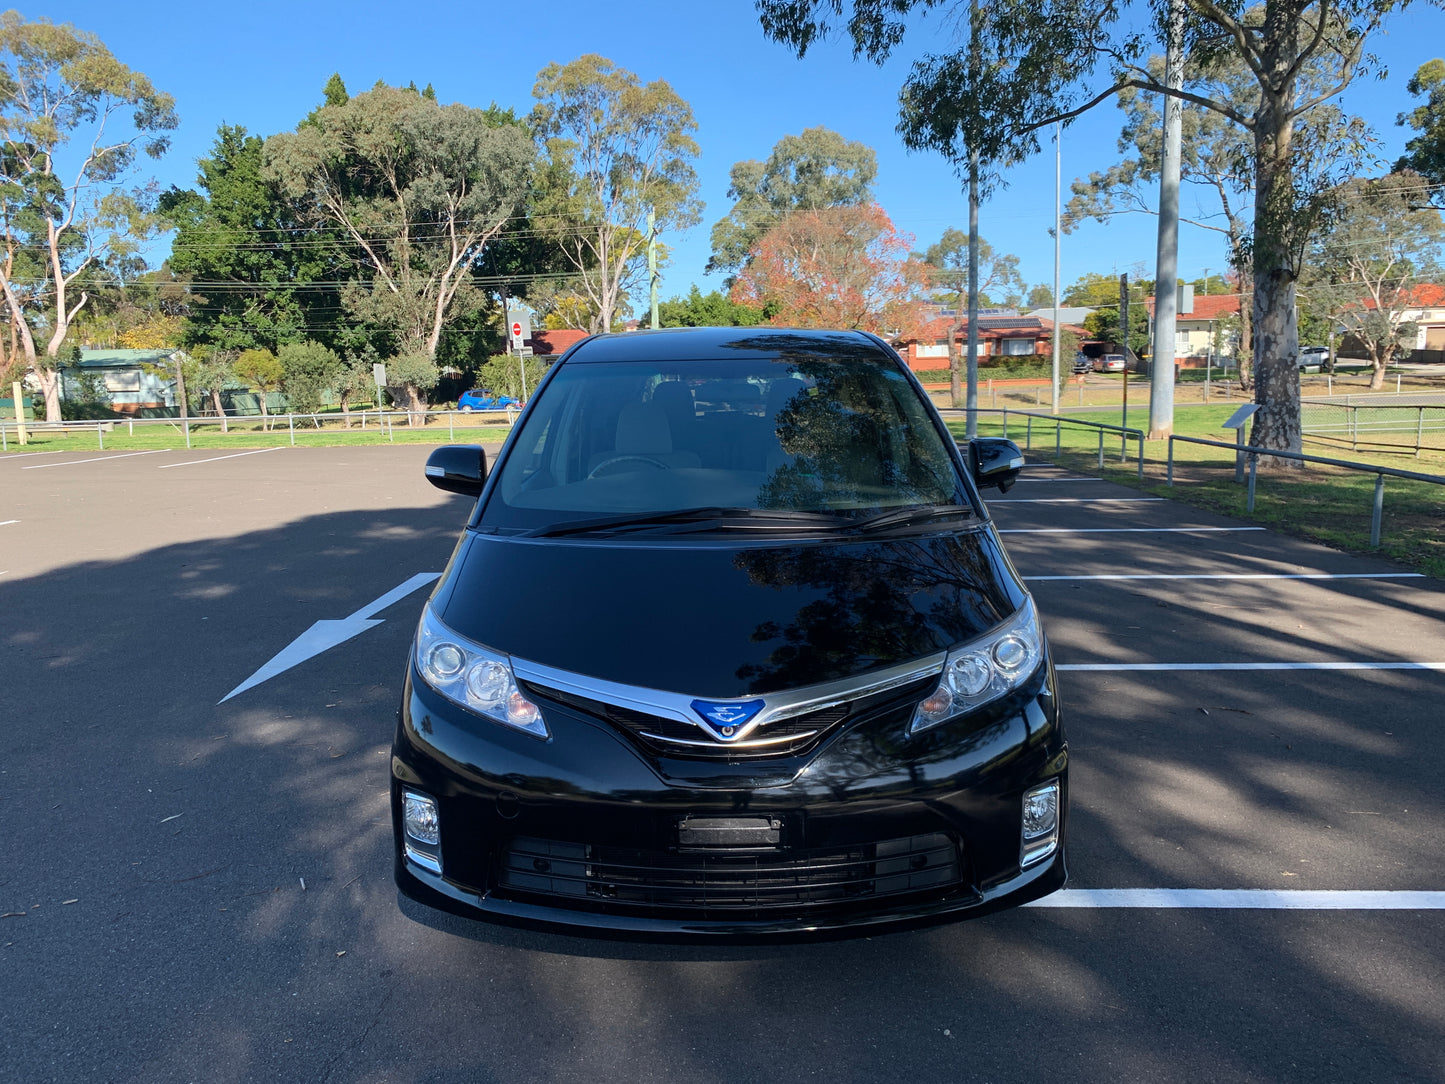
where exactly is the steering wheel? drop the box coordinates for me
[586,455,669,479]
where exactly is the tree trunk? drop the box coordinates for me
[340,390,352,429]
[1246,70,1303,466]
[1369,347,1389,391]
[211,388,228,434]
[258,391,270,431]
[402,382,427,425]
[175,359,189,420]
[948,314,963,408]
[36,365,61,422]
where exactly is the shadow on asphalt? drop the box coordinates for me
[2,498,1443,1083]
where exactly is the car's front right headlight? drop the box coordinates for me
[414,604,549,740]
[910,597,1044,735]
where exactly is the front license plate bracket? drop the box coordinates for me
[676,815,783,850]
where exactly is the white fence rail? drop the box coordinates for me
[1,407,520,451]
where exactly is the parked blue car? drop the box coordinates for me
[458,389,520,412]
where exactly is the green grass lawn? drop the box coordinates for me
[949,403,1445,580]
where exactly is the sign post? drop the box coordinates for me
[372,363,386,414]
[1222,403,1258,484]
[506,309,532,402]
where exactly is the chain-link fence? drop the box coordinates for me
[1301,395,1445,456]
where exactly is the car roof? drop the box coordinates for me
[560,326,895,364]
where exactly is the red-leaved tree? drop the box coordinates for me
[730,204,926,339]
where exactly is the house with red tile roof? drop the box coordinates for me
[1145,293,1242,367]
[528,328,590,358]
[895,313,1086,373]
[1390,284,1445,359]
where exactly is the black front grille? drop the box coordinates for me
[498,832,964,913]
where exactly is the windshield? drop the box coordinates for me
[480,354,966,534]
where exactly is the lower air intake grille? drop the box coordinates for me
[498,832,963,913]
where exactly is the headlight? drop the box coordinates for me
[414,604,549,739]
[910,597,1044,735]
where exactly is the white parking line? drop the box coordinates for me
[1026,889,1445,909]
[0,520,16,526]
[994,498,1165,503]
[22,450,166,470]
[999,526,1266,534]
[1013,477,1104,483]
[1058,662,1445,672]
[158,447,285,469]
[1026,572,1425,581]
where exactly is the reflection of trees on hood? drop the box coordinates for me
[732,536,1016,692]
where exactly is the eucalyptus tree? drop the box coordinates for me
[164,124,340,356]
[757,0,1415,458]
[918,229,1024,406]
[528,55,702,332]
[1063,48,1368,389]
[708,126,877,277]
[0,12,178,421]
[265,85,535,413]
[1302,172,1445,388]
[1397,59,1445,196]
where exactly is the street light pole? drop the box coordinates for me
[1050,122,1062,416]
[1148,0,1185,440]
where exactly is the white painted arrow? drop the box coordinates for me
[221,572,441,703]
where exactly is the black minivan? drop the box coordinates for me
[393,327,1066,937]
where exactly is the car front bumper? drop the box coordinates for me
[391,663,1067,940]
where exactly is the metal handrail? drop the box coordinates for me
[943,407,1147,479]
[1165,433,1445,548]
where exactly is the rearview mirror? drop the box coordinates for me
[424,445,489,497]
[964,438,1024,493]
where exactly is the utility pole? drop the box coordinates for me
[1148,0,1185,440]
[1050,122,1062,417]
[966,153,980,440]
[647,209,660,330]
[1120,273,1130,432]
[963,0,982,439]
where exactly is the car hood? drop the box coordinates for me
[434,528,1026,697]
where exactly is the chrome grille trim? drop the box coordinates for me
[511,651,947,744]
[638,729,820,749]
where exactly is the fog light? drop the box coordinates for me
[402,791,443,875]
[1021,780,1060,867]
[403,791,440,846]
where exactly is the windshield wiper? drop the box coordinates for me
[848,503,974,534]
[529,506,846,539]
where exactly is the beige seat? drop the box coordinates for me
[586,400,701,476]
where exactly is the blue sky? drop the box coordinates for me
[27,0,1445,305]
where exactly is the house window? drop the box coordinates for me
[103,372,141,393]
[1000,338,1034,356]
[915,343,949,358]
[1175,329,1193,354]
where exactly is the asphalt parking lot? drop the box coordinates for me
[2,444,1443,1083]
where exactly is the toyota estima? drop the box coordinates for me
[393,327,1066,937]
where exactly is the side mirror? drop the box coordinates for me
[424,445,489,497]
[964,437,1025,493]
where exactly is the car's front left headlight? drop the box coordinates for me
[910,597,1044,735]
[414,604,549,739]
